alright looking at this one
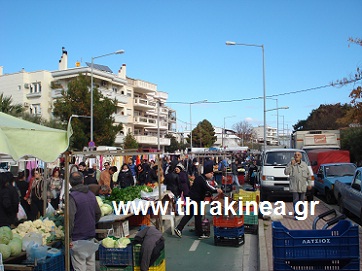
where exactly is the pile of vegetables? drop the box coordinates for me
[108,185,153,202]
[0,226,22,260]
[101,236,131,249]
[12,219,64,245]
[96,196,114,217]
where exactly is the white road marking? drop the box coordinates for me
[189,240,200,251]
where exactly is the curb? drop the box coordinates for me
[258,218,269,271]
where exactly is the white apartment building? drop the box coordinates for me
[253,125,278,145]
[0,48,175,151]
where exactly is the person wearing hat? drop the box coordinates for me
[188,158,200,178]
[174,163,223,239]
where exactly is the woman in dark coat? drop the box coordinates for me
[136,164,148,185]
[0,172,19,227]
[117,163,134,188]
[163,164,180,197]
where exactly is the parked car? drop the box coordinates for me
[334,167,362,222]
[314,163,356,204]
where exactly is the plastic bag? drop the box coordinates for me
[17,203,27,221]
[71,239,99,259]
[46,202,55,216]
[22,232,43,251]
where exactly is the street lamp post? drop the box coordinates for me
[265,106,289,146]
[189,100,207,152]
[267,98,279,145]
[90,50,124,145]
[226,41,266,150]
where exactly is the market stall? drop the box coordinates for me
[0,112,72,270]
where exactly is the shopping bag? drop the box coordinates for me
[46,202,55,216]
[17,203,27,221]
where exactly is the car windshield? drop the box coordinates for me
[325,164,356,177]
[264,151,310,166]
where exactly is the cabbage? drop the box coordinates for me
[102,237,115,248]
[8,238,22,256]
[115,237,131,248]
[0,226,13,245]
[96,196,103,207]
[101,204,113,216]
[0,243,11,259]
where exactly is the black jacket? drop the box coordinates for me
[189,174,217,202]
[164,172,180,197]
[117,170,134,188]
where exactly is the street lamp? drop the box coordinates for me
[265,106,289,146]
[189,100,208,152]
[267,98,279,144]
[226,41,266,150]
[222,115,236,149]
[90,50,125,146]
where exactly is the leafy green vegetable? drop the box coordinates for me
[0,226,13,245]
[108,185,152,202]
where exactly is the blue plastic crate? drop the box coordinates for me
[213,225,244,238]
[274,258,360,271]
[99,244,133,266]
[272,220,359,261]
[30,254,65,271]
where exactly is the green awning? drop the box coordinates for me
[0,112,72,162]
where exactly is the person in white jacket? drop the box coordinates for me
[284,151,310,219]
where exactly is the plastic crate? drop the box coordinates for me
[244,224,258,235]
[233,189,260,203]
[29,254,65,271]
[133,245,165,266]
[99,244,133,266]
[243,211,258,225]
[213,215,244,228]
[272,220,359,261]
[133,259,166,271]
[214,235,244,247]
[129,214,151,226]
[274,258,360,271]
[214,225,244,238]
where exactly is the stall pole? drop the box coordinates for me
[64,152,71,271]
[157,153,163,231]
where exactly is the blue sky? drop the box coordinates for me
[1,1,361,134]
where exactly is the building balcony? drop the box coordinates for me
[134,98,156,110]
[134,116,156,127]
[102,90,128,104]
[51,89,63,99]
[134,135,170,146]
[131,79,157,94]
[113,114,129,124]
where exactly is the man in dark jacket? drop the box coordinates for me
[133,226,165,271]
[69,171,101,271]
[174,163,222,239]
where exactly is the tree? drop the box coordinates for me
[0,93,24,116]
[341,127,362,166]
[293,103,352,131]
[188,119,217,147]
[232,120,255,145]
[52,74,122,150]
[165,134,180,153]
[123,132,139,150]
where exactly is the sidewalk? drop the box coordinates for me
[258,200,362,271]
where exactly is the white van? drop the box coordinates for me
[258,148,314,201]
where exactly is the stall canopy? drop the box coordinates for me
[0,112,72,162]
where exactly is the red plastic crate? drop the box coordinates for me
[213,215,244,228]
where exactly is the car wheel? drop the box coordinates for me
[325,189,336,204]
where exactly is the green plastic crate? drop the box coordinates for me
[133,245,165,267]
